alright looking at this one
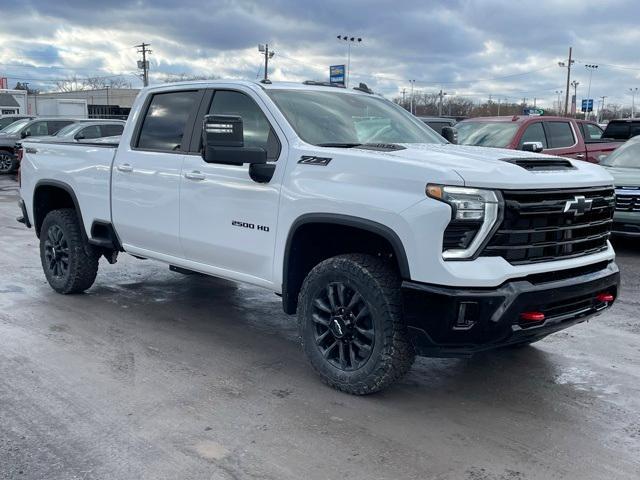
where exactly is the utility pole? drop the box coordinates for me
[258,44,275,82]
[555,90,563,114]
[559,47,574,116]
[409,80,415,115]
[438,89,447,116]
[585,64,598,119]
[497,98,501,116]
[401,88,406,109]
[598,95,607,123]
[135,42,152,87]
[571,80,579,117]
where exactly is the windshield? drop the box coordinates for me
[54,123,81,136]
[457,122,519,148]
[266,89,445,146]
[602,138,640,168]
[0,118,30,134]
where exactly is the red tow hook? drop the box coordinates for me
[520,311,545,322]
[596,293,614,303]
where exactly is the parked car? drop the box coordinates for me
[25,120,125,144]
[456,116,621,163]
[18,80,619,394]
[601,119,640,141]
[0,117,76,173]
[600,136,640,236]
[418,116,457,135]
[0,115,33,131]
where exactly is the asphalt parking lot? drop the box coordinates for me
[0,174,639,480]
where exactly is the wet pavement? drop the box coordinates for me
[0,174,639,480]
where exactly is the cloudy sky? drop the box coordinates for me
[2,0,640,109]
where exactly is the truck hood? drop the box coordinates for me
[352,143,614,189]
[601,166,640,188]
[0,134,19,147]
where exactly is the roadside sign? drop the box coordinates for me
[0,77,7,89]
[330,65,345,85]
[523,108,544,116]
[581,99,594,112]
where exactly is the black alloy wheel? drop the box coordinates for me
[43,224,70,279]
[311,281,375,371]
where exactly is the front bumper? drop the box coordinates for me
[17,198,31,228]
[612,211,640,237]
[402,261,620,357]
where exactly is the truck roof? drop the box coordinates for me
[460,115,598,125]
[143,80,374,95]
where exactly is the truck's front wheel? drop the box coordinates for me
[40,209,100,294]
[298,254,415,395]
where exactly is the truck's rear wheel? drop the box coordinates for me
[0,152,16,174]
[40,209,100,294]
[298,254,415,395]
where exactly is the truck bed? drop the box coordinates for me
[20,141,118,238]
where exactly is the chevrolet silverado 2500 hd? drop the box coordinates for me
[18,81,620,394]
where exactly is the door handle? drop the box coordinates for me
[574,153,585,159]
[184,170,205,181]
[117,163,133,172]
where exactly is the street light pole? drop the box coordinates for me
[438,89,448,116]
[336,35,362,88]
[585,64,598,120]
[630,87,638,118]
[555,90,563,114]
[558,47,574,116]
[409,80,415,115]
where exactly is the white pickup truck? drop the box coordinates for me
[18,80,620,394]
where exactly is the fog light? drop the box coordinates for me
[453,301,478,330]
[520,311,545,322]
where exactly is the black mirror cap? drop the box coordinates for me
[20,131,29,139]
[249,163,276,183]
[441,126,458,144]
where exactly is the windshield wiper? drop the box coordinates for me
[317,142,362,148]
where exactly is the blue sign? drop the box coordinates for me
[330,65,345,85]
[581,99,594,112]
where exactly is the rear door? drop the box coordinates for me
[178,87,284,285]
[542,120,583,160]
[111,89,204,257]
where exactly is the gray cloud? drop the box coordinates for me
[1,0,639,108]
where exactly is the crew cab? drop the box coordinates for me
[18,81,620,394]
[456,115,621,163]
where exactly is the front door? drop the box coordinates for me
[112,89,203,257]
[179,88,284,286]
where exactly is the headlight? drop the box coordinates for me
[427,184,502,259]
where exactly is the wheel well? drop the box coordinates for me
[33,184,80,237]
[282,220,408,314]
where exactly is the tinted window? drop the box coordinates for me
[456,122,519,147]
[137,91,199,151]
[79,125,102,139]
[209,90,280,160]
[518,122,547,149]
[103,124,124,137]
[47,121,73,135]
[584,123,603,141]
[603,122,630,140]
[425,121,450,134]
[24,121,49,137]
[544,121,575,148]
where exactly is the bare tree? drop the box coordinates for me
[162,73,221,83]
[55,76,132,92]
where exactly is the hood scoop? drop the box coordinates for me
[502,157,576,171]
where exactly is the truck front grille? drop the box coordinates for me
[481,187,615,265]
[615,189,640,212]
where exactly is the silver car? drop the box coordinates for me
[27,120,125,144]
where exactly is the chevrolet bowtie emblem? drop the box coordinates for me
[563,195,593,216]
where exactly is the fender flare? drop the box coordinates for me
[282,213,411,313]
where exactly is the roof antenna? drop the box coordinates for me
[353,82,373,94]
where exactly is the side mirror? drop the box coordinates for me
[75,134,85,140]
[441,126,457,144]
[597,154,609,164]
[522,141,544,153]
[202,115,267,166]
[20,130,30,139]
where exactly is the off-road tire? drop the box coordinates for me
[298,254,415,395]
[40,208,100,294]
